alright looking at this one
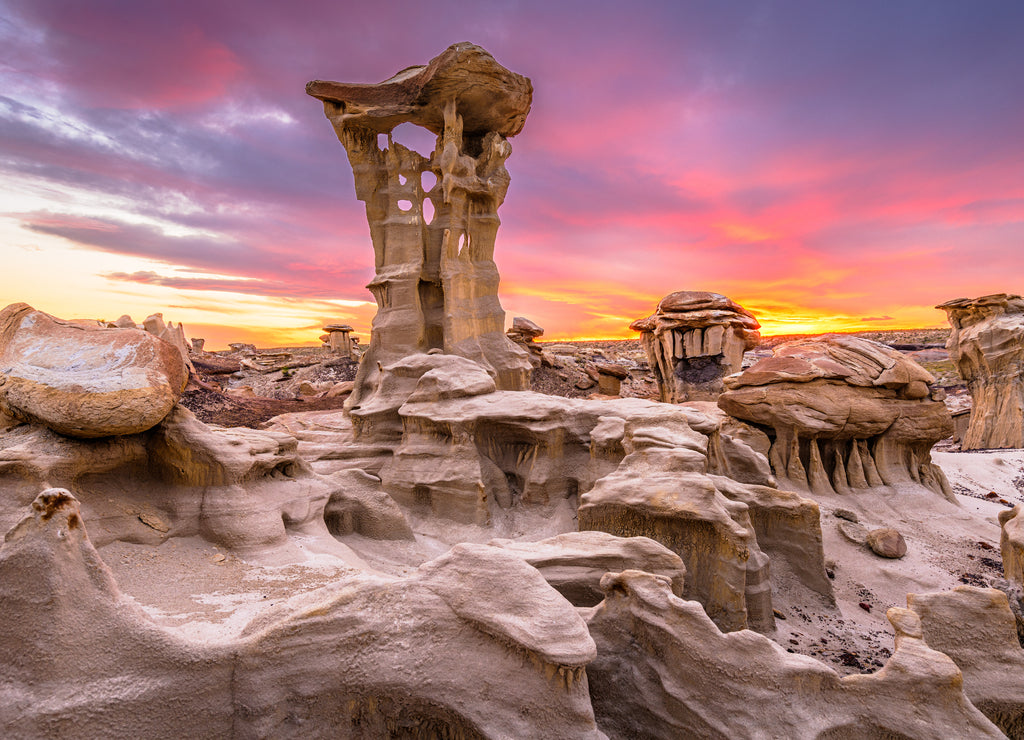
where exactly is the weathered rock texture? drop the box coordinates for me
[938,293,1024,449]
[630,291,760,403]
[585,570,1003,739]
[0,404,354,564]
[0,303,187,438]
[308,43,533,409]
[346,352,831,633]
[0,492,605,738]
[909,586,1024,738]
[489,531,686,607]
[718,335,954,500]
[1001,504,1024,587]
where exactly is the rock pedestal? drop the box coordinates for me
[937,293,1024,450]
[718,335,954,499]
[323,323,355,357]
[630,291,760,403]
[308,43,533,410]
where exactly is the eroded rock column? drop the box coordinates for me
[307,43,532,409]
[937,293,1024,449]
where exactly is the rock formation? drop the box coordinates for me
[0,303,187,438]
[342,351,831,633]
[322,323,356,357]
[1001,504,1024,588]
[0,492,605,738]
[584,570,1002,739]
[718,335,955,500]
[909,586,1024,737]
[630,291,760,403]
[937,293,1024,449]
[308,42,533,409]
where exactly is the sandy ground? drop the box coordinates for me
[96,448,1023,675]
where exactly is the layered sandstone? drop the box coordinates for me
[308,43,533,409]
[718,335,954,500]
[938,293,1024,449]
[630,291,760,403]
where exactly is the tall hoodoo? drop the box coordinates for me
[307,43,533,410]
[937,293,1024,450]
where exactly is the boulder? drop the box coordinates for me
[937,293,1024,449]
[866,527,908,558]
[0,303,187,438]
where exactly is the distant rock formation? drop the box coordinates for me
[937,293,1024,449]
[718,335,954,499]
[630,291,760,403]
[308,43,533,409]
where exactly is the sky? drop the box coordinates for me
[1,0,1022,348]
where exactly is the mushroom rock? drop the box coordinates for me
[630,291,760,403]
[0,492,606,738]
[1000,505,1024,587]
[937,293,1024,449]
[718,335,955,500]
[308,43,533,409]
[0,303,187,438]
[489,531,687,606]
[909,586,1024,738]
[584,570,1003,739]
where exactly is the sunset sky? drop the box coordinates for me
[2,1,1022,348]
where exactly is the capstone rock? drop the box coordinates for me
[718,335,954,500]
[308,42,533,409]
[630,291,760,403]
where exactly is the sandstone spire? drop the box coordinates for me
[307,43,533,409]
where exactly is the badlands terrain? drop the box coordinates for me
[3,42,1024,739]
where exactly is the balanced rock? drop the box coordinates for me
[631,291,760,403]
[0,303,187,438]
[937,293,1024,449]
[309,43,533,408]
[507,316,544,343]
[718,335,954,500]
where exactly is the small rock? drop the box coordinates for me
[326,381,355,398]
[834,509,859,523]
[575,377,596,390]
[138,512,169,533]
[858,602,872,613]
[866,527,907,559]
[837,520,869,546]
[773,609,786,620]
